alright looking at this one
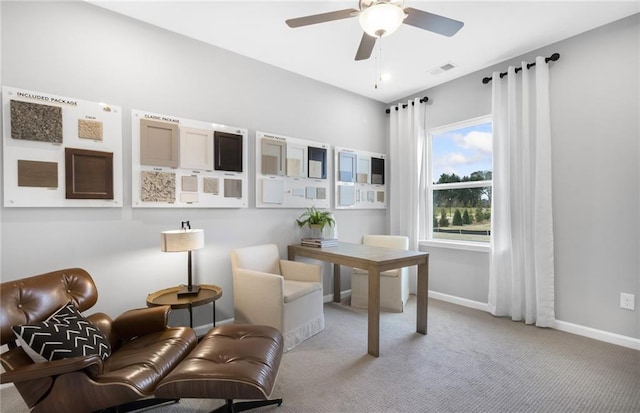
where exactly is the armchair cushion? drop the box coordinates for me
[283,280,321,303]
[12,302,111,363]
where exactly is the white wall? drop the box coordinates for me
[403,14,639,340]
[0,1,387,327]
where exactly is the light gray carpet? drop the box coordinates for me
[1,297,638,412]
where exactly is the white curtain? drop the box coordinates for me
[488,56,555,327]
[389,98,428,292]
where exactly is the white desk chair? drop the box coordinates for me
[350,235,410,312]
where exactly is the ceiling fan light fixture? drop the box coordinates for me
[359,3,405,38]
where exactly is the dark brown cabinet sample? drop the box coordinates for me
[214,131,243,172]
[371,157,385,185]
[65,148,114,199]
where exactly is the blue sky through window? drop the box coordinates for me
[432,121,492,181]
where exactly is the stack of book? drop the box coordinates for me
[301,238,338,248]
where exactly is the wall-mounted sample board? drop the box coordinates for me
[256,131,331,209]
[334,146,387,209]
[2,86,123,207]
[132,110,248,208]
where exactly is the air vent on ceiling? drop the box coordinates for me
[429,62,456,76]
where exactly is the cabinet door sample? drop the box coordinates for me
[140,119,179,168]
[261,138,286,176]
[286,143,307,178]
[65,148,113,199]
[10,100,63,143]
[338,151,356,182]
[18,160,58,188]
[214,131,243,172]
[357,156,370,184]
[308,146,327,179]
[181,127,213,170]
[371,157,385,184]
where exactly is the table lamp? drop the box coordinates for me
[161,221,204,297]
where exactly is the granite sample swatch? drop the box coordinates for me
[17,160,58,188]
[141,171,176,203]
[203,177,219,195]
[10,100,63,143]
[65,148,113,199]
[78,119,103,141]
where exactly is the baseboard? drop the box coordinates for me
[428,290,490,312]
[427,291,640,351]
[323,289,351,303]
[554,320,640,350]
[193,317,234,337]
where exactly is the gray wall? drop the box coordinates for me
[404,14,639,339]
[0,1,387,327]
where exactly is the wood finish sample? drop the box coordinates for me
[65,148,113,199]
[214,131,243,172]
[140,119,179,168]
[17,160,58,188]
[10,100,63,143]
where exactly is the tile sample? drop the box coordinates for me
[181,127,213,170]
[224,178,242,198]
[377,191,385,203]
[261,179,284,204]
[78,119,103,141]
[305,186,317,199]
[339,185,355,206]
[316,187,327,200]
[203,177,219,195]
[17,160,58,188]
[214,131,243,172]
[65,148,113,199]
[261,138,285,175]
[140,119,179,168]
[367,191,375,202]
[181,175,198,192]
[180,192,199,203]
[292,187,305,197]
[10,100,63,143]
[141,171,176,203]
[371,157,385,185]
[338,151,356,182]
[308,146,327,179]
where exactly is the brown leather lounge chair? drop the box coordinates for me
[0,268,284,413]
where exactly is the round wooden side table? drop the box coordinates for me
[146,284,223,328]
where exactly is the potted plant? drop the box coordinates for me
[296,206,335,239]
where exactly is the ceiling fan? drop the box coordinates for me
[285,0,464,61]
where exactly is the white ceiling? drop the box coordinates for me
[88,1,639,104]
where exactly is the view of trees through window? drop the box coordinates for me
[430,118,492,243]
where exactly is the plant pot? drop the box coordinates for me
[309,224,324,239]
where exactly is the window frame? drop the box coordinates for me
[423,115,493,252]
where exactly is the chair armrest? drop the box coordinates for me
[234,269,284,329]
[280,260,322,283]
[0,355,102,384]
[113,306,171,342]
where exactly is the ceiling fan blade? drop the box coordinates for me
[355,33,377,61]
[403,7,464,37]
[286,8,358,28]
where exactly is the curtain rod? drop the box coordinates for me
[481,53,560,84]
[385,96,429,114]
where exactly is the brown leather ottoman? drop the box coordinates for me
[155,324,284,413]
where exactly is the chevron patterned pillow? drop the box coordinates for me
[11,302,111,363]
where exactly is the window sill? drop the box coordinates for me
[419,239,491,253]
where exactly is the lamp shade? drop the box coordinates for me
[160,229,204,252]
[359,3,405,38]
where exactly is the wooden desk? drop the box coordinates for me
[147,284,223,328]
[288,242,429,357]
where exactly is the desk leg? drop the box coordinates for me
[333,264,341,303]
[417,258,429,335]
[367,266,380,357]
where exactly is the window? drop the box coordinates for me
[427,116,492,245]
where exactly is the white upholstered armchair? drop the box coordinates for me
[350,235,410,312]
[230,244,325,351]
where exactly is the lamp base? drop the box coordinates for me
[177,285,201,298]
